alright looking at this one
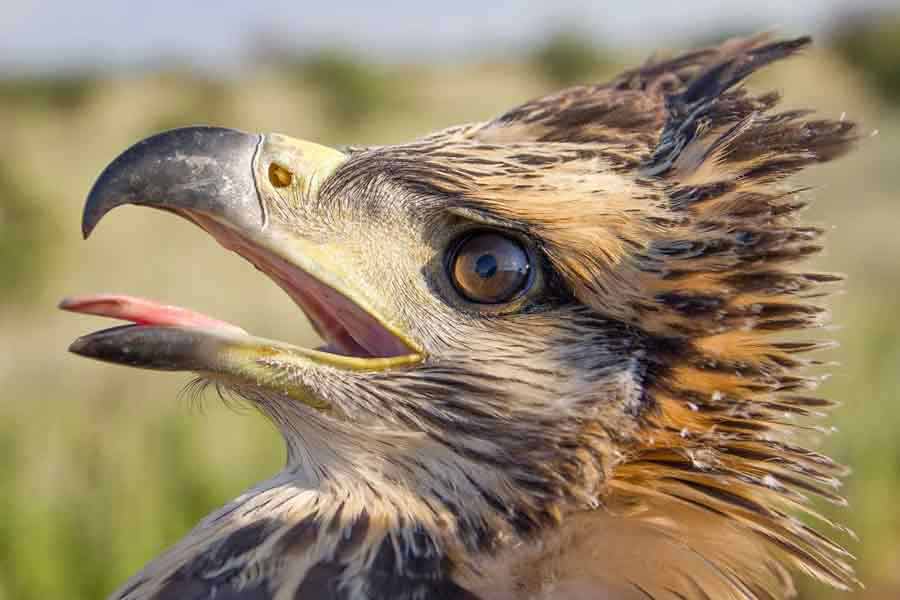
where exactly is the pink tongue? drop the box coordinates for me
[59,294,247,335]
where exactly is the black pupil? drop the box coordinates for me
[474,254,498,278]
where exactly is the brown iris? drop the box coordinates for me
[450,232,531,304]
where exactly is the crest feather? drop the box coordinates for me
[612,35,859,594]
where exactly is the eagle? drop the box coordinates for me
[61,35,858,600]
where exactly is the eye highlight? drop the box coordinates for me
[449,232,531,304]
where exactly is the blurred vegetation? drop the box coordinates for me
[293,50,393,129]
[831,11,900,105]
[531,30,611,86]
[0,26,899,600]
[0,164,54,302]
[0,74,97,112]
[147,72,231,132]
[254,45,404,134]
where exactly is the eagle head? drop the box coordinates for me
[62,35,858,600]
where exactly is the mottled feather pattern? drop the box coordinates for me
[403,35,857,597]
[624,38,858,594]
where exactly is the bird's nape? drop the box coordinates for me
[62,34,858,600]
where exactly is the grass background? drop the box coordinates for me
[1,20,899,600]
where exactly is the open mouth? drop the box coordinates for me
[61,223,419,368]
[61,126,422,390]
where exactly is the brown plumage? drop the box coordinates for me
[63,34,858,600]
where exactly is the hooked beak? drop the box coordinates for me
[80,127,266,239]
[63,126,422,409]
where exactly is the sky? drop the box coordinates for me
[0,0,895,72]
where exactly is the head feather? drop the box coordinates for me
[401,34,859,595]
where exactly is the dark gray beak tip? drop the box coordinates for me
[68,331,107,359]
[67,336,87,355]
[82,176,110,239]
[81,126,263,240]
[67,325,208,371]
[67,326,130,361]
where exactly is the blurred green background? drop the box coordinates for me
[0,2,898,599]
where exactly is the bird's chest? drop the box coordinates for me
[457,511,697,600]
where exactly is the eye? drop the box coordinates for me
[450,232,532,304]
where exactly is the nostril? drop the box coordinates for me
[269,163,293,188]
